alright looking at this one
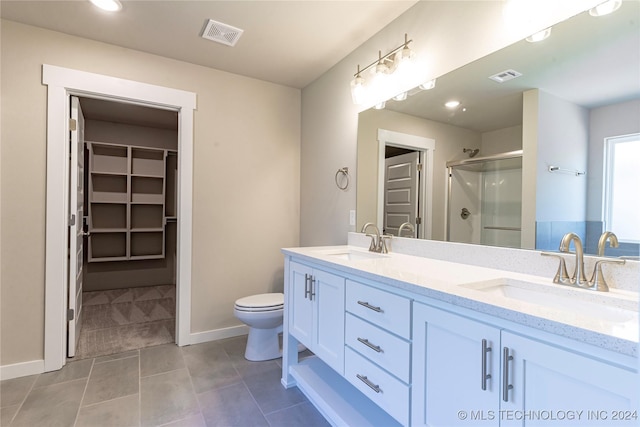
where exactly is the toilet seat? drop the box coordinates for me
[234,293,284,312]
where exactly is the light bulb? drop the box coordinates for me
[526,27,551,43]
[374,101,386,110]
[589,0,622,16]
[89,0,122,11]
[393,92,408,101]
[419,79,436,90]
[350,75,365,105]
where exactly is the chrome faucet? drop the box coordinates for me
[597,231,619,256]
[398,222,415,238]
[559,232,589,286]
[360,222,391,253]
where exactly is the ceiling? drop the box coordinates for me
[384,1,640,133]
[0,0,417,89]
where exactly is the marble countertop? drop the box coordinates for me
[283,245,639,358]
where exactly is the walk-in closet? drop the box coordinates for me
[72,97,178,359]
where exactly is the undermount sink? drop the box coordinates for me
[460,278,638,323]
[319,248,388,261]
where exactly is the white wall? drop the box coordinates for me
[481,125,522,155]
[300,0,596,246]
[0,20,300,366]
[587,99,640,221]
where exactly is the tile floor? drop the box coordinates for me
[0,336,329,427]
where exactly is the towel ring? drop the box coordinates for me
[335,167,350,190]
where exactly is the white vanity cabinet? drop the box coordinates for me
[412,302,639,427]
[288,261,346,373]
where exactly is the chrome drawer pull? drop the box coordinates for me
[502,347,514,402]
[356,374,382,393]
[304,274,310,299]
[357,337,383,353]
[481,339,492,391]
[357,300,383,313]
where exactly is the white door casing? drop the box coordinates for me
[377,129,435,239]
[384,151,419,236]
[68,96,85,358]
[43,65,196,372]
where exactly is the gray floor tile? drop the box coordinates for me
[243,366,306,415]
[10,378,86,427]
[141,344,185,377]
[140,368,199,427]
[33,358,93,388]
[75,394,140,427]
[159,413,207,427]
[1,404,20,426]
[83,356,139,406]
[182,342,241,394]
[197,383,269,427]
[265,401,330,427]
[94,349,140,364]
[0,374,37,407]
[220,336,283,379]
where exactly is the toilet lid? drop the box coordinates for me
[235,293,284,311]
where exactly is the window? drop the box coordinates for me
[604,133,640,242]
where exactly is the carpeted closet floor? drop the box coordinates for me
[74,284,176,360]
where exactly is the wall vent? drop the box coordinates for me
[201,19,244,47]
[488,69,522,83]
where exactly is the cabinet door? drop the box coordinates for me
[313,269,345,374]
[413,303,501,427]
[501,331,639,427]
[289,262,314,349]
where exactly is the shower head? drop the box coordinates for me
[463,148,480,158]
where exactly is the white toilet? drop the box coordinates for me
[234,293,285,361]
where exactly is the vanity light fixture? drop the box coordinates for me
[589,0,622,16]
[525,27,551,43]
[89,0,122,12]
[419,79,437,90]
[350,33,427,106]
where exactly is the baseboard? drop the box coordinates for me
[1,359,45,380]
[188,324,249,345]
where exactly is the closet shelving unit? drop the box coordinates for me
[87,141,176,262]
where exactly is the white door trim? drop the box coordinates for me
[42,64,196,372]
[377,129,435,240]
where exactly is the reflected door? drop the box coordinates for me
[384,151,419,236]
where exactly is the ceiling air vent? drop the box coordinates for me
[201,19,243,47]
[488,69,522,83]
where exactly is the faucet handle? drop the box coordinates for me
[588,258,626,292]
[365,234,378,252]
[379,234,393,254]
[541,252,571,284]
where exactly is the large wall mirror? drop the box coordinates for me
[356,2,639,256]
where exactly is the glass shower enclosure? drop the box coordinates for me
[446,150,523,248]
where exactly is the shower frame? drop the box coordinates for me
[445,149,523,243]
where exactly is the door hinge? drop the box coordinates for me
[69,118,77,131]
[417,163,423,172]
[67,308,75,321]
[416,217,422,225]
[69,214,76,226]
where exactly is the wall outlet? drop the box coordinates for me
[349,210,356,226]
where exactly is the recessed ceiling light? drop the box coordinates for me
[589,0,622,16]
[526,27,551,43]
[445,100,460,109]
[89,0,122,12]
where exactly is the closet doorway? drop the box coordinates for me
[43,65,196,373]
[70,96,179,359]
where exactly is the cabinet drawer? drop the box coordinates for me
[345,347,410,426]
[346,280,411,339]
[345,313,410,383]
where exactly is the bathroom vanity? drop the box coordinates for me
[281,237,639,426]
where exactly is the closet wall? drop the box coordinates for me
[82,99,178,292]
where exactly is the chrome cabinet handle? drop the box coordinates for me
[309,277,315,301]
[304,274,310,299]
[357,337,383,353]
[356,374,381,393]
[357,300,383,313]
[481,339,492,391]
[502,347,514,402]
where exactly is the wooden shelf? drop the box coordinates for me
[87,141,173,263]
